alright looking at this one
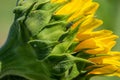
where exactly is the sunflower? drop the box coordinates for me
[52,0,120,77]
[0,0,120,80]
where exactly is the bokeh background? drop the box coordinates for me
[0,0,15,46]
[0,0,120,80]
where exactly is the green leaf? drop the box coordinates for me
[66,64,79,80]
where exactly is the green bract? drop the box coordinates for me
[0,0,92,80]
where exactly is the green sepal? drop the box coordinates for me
[25,10,52,36]
[63,64,80,80]
[46,54,93,76]
[37,21,67,41]
[46,54,75,76]
[51,21,81,55]
[28,40,58,60]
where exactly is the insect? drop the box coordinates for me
[66,21,74,30]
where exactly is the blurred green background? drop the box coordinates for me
[0,0,15,46]
[0,0,120,80]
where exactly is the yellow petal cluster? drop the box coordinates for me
[51,0,120,77]
[51,0,99,21]
[88,52,120,76]
[75,31,118,54]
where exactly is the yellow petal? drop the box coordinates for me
[51,0,65,3]
[79,17,103,33]
[89,56,105,64]
[82,2,99,15]
[76,30,113,41]
[85,41,116,54]
[55,0,92,15]
[88,65,118,75]
[108,51,120,55]
[108,69,120,77]
[74,38,101,52]
[85,47,105,54]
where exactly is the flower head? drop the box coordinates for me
[0,0,120,80]
[52,0,120,78]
